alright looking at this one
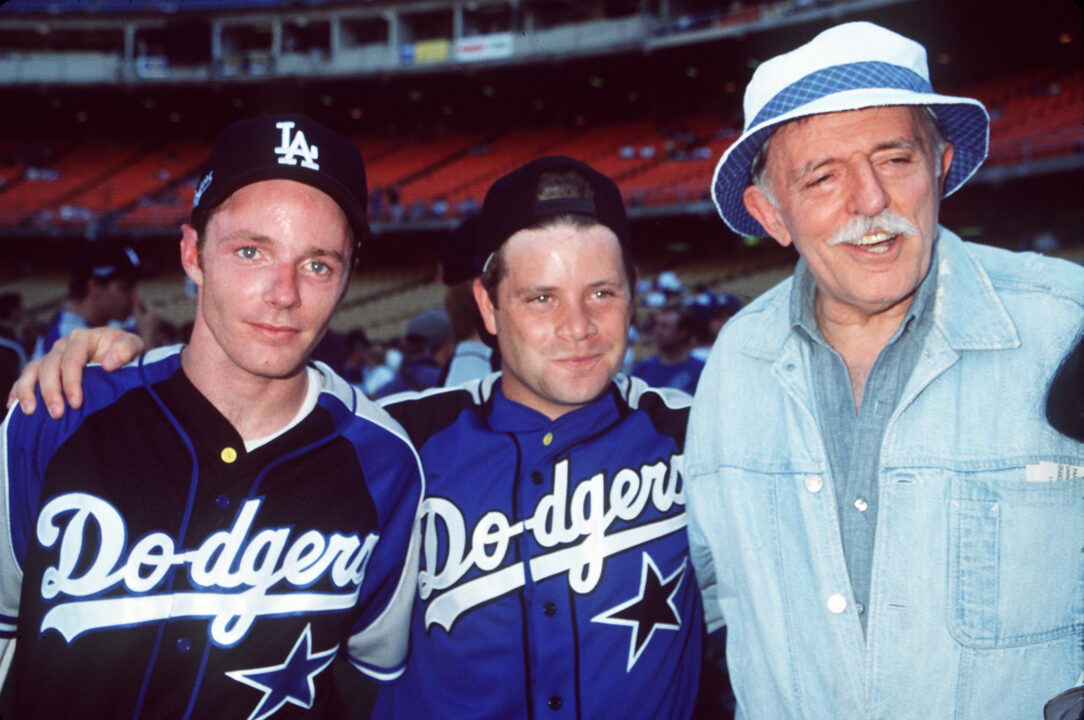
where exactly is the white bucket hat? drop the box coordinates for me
[711,21,990,238]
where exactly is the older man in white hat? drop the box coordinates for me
[685,21,1083,720]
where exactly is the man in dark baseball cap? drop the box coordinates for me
[374,155,707,720]
[0,114,423,719]
[438,214,498,387]
[191,113,370,249]
[473,155,631,267]
[31,242,156,360]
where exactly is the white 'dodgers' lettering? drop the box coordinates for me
[36,492,378,646]
[419,454,685,631]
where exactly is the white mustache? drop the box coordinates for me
[826,210,919,247]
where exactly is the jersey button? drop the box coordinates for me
[547,696,563,710]
[216,494,230,509]
[543,601,557,616]
[220,447,238,464]
[542,432,553,447]
[176,638,191,653]
[531,471,544,485]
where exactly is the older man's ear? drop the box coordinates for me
[937,142,955,196]
[743,184,792,248]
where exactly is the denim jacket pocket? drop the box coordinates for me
[948,466,1084,648]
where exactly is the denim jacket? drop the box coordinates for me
[685,229,1084,720]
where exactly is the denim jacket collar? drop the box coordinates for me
[742,227,1020,363]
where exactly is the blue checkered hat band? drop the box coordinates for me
[713,98,988,237]
[750,62,931,129]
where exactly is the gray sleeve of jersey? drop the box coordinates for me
[683,390,726,634]
[342,385,425,681]
[345,510,421,681]
[685,500,724,633]
[0,405,24,689]
[0,638,14,690]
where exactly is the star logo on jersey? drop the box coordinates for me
[591,553,685,672]
[225,624,338,720]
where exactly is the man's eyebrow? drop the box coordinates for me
[587,278,623,290]
[513,283,558,296]
[873,137,921,153]
[308,246,346,264]
[218,230,273,244]
[511,277,621,295]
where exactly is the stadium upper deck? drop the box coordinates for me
[0,0,922,85]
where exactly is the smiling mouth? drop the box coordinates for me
[845,232,899,254]
[556,354,602,370]
[251,322,300,339]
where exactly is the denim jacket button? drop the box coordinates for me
[827,594,847,614]
[804,474,824,493]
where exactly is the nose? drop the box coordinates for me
[265,263,301,309]
[847,157,891,218]
[557,297,596,341]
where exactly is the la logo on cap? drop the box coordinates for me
[275,121,320,171]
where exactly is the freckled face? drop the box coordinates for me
[746,106,953,320]
[476,223,632,420]
[181,179,352,381]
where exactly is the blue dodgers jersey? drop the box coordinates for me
[0,346,424,720]
[377,374,702,720]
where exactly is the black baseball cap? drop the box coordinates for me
[191,113,369,248]
[441,214,483,286]
[72,243,145,288]
[475,155,630,269]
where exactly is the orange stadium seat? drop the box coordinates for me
[2,69,1080,232]
[66,140,207,215]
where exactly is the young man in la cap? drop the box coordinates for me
[0,113,423,719]
[685,21,1083,719]
[12,155,713,718]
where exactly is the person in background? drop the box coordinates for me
[631,304,705,394]
[374,307,453,398]
[689,292,742,362]
[440,214,498,386]
[32,242,159,359]
[0,292,26,395]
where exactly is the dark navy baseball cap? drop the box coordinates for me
[72,243,146,285]
[441,214,483,286]
[475,155,630,268]
[191,113,369,248]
